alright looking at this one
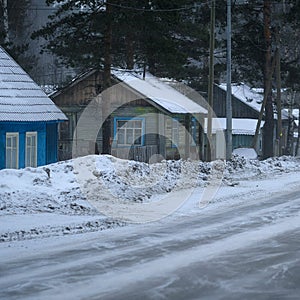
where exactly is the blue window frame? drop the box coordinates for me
[114,117,145,147]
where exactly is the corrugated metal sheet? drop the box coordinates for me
[112,70,207,114]
[0,46,67,122]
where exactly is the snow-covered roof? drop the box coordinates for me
[218,83,289,120]
[204,118,264,135]
[112,70,207,114]
[219,83,262,112]
[283,108,299,119]
[0,47,67,122]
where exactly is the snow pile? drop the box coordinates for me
[0,163,96,216]
[225,155,300,180]
[1,154,300,216]
[1,154,300,242]
[92,156,215,202]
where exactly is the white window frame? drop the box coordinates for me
[25,132,38,167]
[6,132,19,169]
[115,118,144,147]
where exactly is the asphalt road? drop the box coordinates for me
[1,189,300,300]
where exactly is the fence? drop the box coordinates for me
[111,145,159,163]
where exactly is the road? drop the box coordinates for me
[1,188,300,300]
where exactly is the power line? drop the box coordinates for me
[18,4,197,13]
[8,1,293,13]
[105,2,196,12]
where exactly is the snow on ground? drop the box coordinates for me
[1,154,300,242]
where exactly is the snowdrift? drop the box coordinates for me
[1,154,300,241]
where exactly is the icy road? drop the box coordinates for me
[1,186,300,300]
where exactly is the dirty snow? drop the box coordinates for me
[1,154,300,242]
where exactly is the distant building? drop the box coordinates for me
[214,83,290,156]
[0,46,67,169]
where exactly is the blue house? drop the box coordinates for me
[0,46,67,169]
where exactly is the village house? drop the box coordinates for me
[0,46,67,169]
[50,69,208,162]
[213,83,290,157]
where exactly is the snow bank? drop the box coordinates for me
[1,154,300,242]
[225,155,300,180]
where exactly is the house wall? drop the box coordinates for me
[46,123,59,164]
[53,71,103,107]
[111,102,159,145]
[57,108,81,160]
[0,122,59,169]
[0,122,47,169]
[110,102,160,162]
[213,86,259,119]
[233,135,254,149]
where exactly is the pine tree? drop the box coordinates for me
[32,0,209,81]
[0,0,33,73]
[228,0,300,157]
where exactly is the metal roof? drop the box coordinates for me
[112,70,207,114]
[0,47,67,122]
[218,83,289,120]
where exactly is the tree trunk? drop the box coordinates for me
[295,106,300,156]
[263,0,274,158]
[2,0,9,44]
[285,92,295,155]
[126,32,134,70]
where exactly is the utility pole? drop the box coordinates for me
[226,0,232,161]
[102,0,113,155]
[207,0,215,161]
[296,99,300,156]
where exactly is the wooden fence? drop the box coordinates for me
[111,145,159,162]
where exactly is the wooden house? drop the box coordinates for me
[51,69,207,162]
[0,46,67,169]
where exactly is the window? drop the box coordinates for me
[165,118,180,148]
[191,117,197,146]
[115,118,144,146]
[26,132,37,167]
[6,133,19,169]
[171,119,179,147]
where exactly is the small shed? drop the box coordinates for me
[204,118,265,158]
[214,83,289,156]
[0,46,67,169]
